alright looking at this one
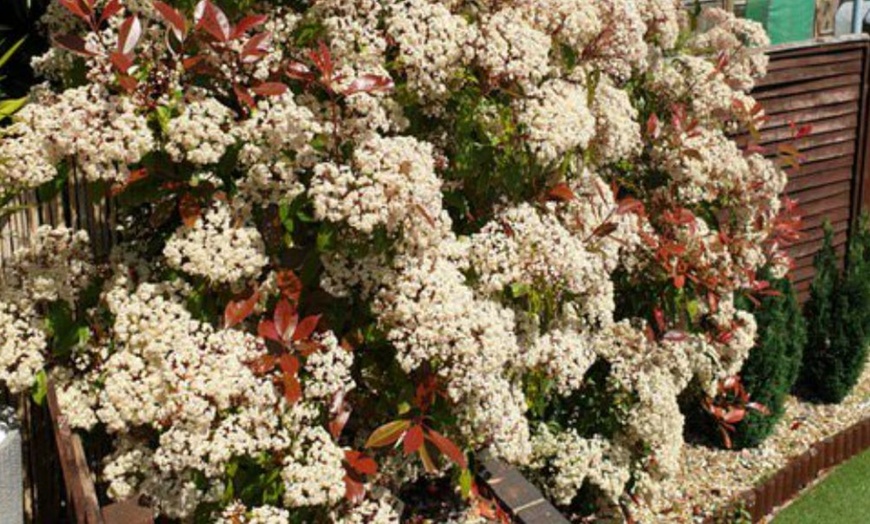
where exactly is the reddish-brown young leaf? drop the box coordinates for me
[646,113,660,139]
[673,274,685,289]
[345,450,378,476]
[283,373,302,404]
[276,269,303,302]
[153,1,187,38]
[224,290,260,328]
[403,425,424,456]
[417,441,438,473]
[747,402,770,416]
[273,298,298,341]
[292,314,321,342]
[617,197,644,215]
[364,419,411,448]
[99,0,123,25]
[721,408,746,424]
[233,84,255,110]
[182,55,205,70]
[118,15,142,55]
[309,41,334,81]
[249,354,277,375]
[592,222,618,238]
[278,354,299,376]
[110,167,147,196]
[547,182,575,202]
[251,82,288,96]
[196,0,231,42]
[330,409,351,440]
[719,426,733,449]
[342,74,394,97]
[178,193,201,227]
[794,124,812,139]
[117,74,138,93]
[231,14,268,39]
[286,61,315,82]
[240,32,271,63]
[59,0,91,21]
[54,34,96,57]
[424,428,467,469]
[109,51,134,74]
[257,319,281,343]
[344,475,365,504]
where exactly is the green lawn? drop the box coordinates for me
[773,448,870,524]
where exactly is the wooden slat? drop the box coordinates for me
[754,74,861,100]
[764,49,864,72]
[791,180,851,204]
[789,230,848,260]
[764,102,857,129]
[757,60,863,87]
[47,384,103,524]
[790,156,854,178]
[741,114,859,146]
[799,141,856,163]
[797,192,852,218]
[786,167,852,192]
[761,85,860,115]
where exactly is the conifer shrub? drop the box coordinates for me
[731,268,805,448]
[798,218,870,403]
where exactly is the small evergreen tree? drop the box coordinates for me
[798,218,870,403]
[731,268,806,448]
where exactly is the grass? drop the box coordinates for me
[773,448,870,524]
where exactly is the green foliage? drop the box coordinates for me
[798,218,870,403]
[731,268,806,448]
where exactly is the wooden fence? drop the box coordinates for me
[752,34,870,301]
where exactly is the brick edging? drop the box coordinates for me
[715,416,870,522]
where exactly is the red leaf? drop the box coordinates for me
[59,0,91,21]
[795,124,812,139]
[292,314,320,342]
[99,0,123,25]
[719,425,733,449]
[153,1,187,39]
[233,84,255,110]
[673,274,686,289]
[646,114,660,139]
[721,408,746,424]
[118,16,142,56]
[178,193,201,227]
[182,55,205,70]
[231,14,268,39]
[403,425,424,456]
[547,182,575,202]
[653,308,666,333]
[592,222,618,238]
[195,0,230,42]
[343,74,394,97]
[273,299,298,341]
[276,270,303,302]
[343,475,365,503]
[110,168,147,196]
[279,354,299,376]
[54,34,96,57]
[424,428,467,469]
[309,41,334,81]
[418,441,438,473]
[251,82,288,97]
[224,290,260,328]
[283,374,302,404]
[617,197,644,215]
[109,51,134,74]
[118,74,138,93]
[329,409,351,440]
[345,450,378,476]
[257,319,281,343]
[747,402,770,416]
[286,62,315,82]
[240,32,271,63]
[365,420,411,448]
[250,354,276,375]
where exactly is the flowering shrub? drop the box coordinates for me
[0,0,796,521]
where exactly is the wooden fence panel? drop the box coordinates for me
[752,35,870,300]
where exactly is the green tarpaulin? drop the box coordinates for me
[745,0,816,45]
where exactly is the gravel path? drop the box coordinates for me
[651,363,870,522]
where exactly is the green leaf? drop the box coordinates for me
[459,467,473,499]
[0,96,26,120]
[0,37,26,70]
[32,370,48,406]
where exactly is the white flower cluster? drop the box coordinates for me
[0,301,47,393]
[386,0,476,104]
[165,96,237,165]
[310,136,444,248]
[517,79,595,164]
[281,426,346,508]
[476,8,551,86]
[164,201,268,287]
